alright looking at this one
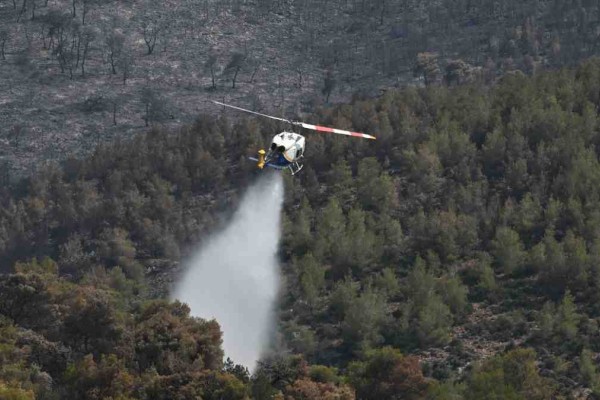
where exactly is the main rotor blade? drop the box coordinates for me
[212,100,376,139]
[212,101,291,124]
[295,122,376,140]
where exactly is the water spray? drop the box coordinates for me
[172,173,284,371]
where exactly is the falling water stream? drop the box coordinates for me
[172,173,284,371]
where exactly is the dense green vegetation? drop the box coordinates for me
[6,60,600,398]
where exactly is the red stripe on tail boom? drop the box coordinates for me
[315,126,334,132]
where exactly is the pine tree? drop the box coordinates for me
[285,197,313,257]
[555,290,579,341]
[298,253,326,309]
[491,226,525,274]
[329,160,354,209]
[404,257,435,310]
[437,276,469,317]
[415,293,452,346]
[316,198,346,264]
[344,208,377,274]
[356,158,397,213]
[373,268,400,298]
[536,302,555,341]
[579,348,598,389]
[342,286,388,349]
[348,347,428,400]
[329,276,359,320]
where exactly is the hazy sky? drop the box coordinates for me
[172,173,284,370]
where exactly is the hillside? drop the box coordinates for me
[2,0,600,177]
[3,61,600,398]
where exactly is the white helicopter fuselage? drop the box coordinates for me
[270,131,306,163]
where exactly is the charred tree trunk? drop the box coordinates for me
[17,0,27,22]
[231,66,240,88]
[82,2,88,25]
[109,51,117,74]
[81,41,89,76]
[250,64,260,83]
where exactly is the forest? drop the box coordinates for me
[5,59,600,398]
[3,0,600,177]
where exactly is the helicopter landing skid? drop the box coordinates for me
[289,162,303,175]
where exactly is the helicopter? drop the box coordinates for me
[212,100,376,175]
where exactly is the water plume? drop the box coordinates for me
[172,172,284,371]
